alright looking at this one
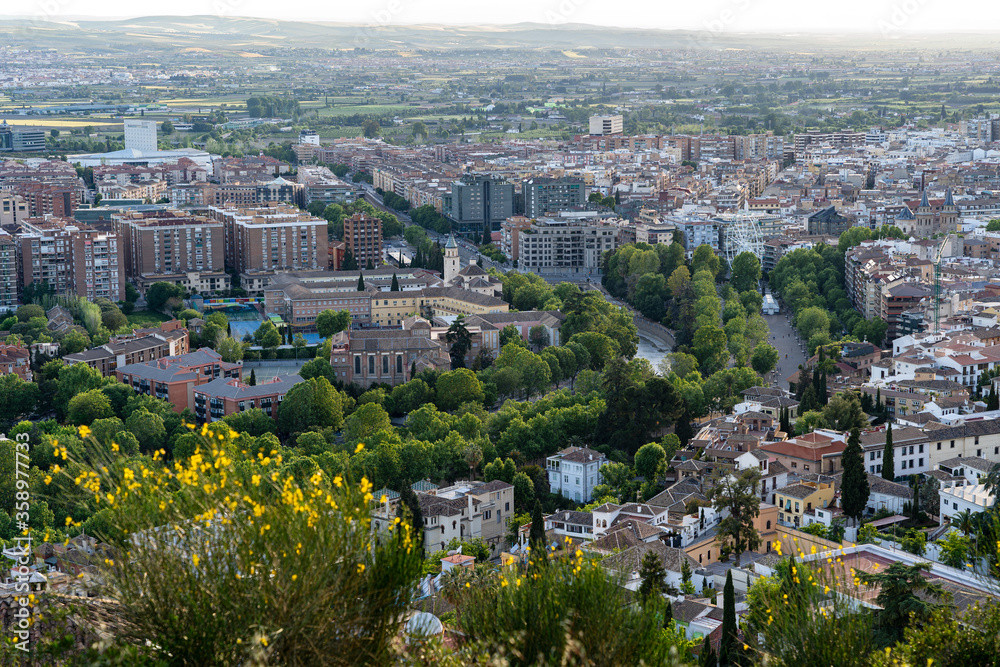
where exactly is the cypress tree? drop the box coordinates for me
[410,360,417,380]
[390,272,400,291]
[700,636,717,667]
[397,485,424,551]
[911,475,921,521]
[841,427,870,525]
[676,404,694,447]
[719,570,738,666]
[529,499,546,555]
[248,368,256,386]
[819,369,828,406]
[882,422,895,481]
[989,386,1000,411]
[357,272,365,292]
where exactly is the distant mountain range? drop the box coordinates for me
[0,16,993,53]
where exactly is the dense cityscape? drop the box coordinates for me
[2,10,1000,667]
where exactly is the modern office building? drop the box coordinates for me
[0,122,45,152]
[124,119,158,153]
[447,175,514,235]
[522,177,585,218]
[589,115,624,136]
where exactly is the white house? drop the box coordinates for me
[939,484,994,525]
[938,456,994,486]
[544,510,596,542]
[547,446,608,503]
[866,474,913,515]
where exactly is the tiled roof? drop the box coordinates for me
[867,474,913,499]
[194,374,301,400]
[602,541,700,576]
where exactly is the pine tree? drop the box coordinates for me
[841,427,870,525]
[357,273,365,292]
[529,499,546,553]
[390,273,400,291]
[719,570,738,666]
[248,368,256,386]
[882,422,895,481]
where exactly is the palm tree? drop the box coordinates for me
[952,509,975,536]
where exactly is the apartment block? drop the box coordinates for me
[522,177,585,218]
[116,348,243,413]
[516,218,618,276]
[194,374,300,423]
[112,210,225,291]
[0,194,28,230]
[64,321,190,376]
[210,203,328,275]
[0,230,17,308]
[17,217,125,301]
[343,212,383,269]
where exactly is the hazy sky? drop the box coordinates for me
[0,0,991,34]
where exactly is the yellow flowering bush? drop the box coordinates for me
[58,423,422,666]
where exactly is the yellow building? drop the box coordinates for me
[775,481,835,529]
[369,286,508,327]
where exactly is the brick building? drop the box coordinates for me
[116,348,243,413]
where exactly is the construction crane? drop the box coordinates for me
[933,234,951,334]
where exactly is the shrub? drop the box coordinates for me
[55,427,423,666]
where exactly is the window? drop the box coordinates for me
[382,356,389,374]
[919,458,924,467]
[354,356,361,374]
[396,355,403,374]
[951,440,956,448]
[937,443,942,450]
[368,356,375,374]
[766,520,771,529]
[919,444,924,453]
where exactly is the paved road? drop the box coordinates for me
[764,312,808,391]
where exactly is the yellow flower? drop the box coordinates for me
[380,494,388,504]
[44,475,52,485]
[292,574,297,581]
[78,425,91,438]
[355,443,365,453]
[192,554,200,567]
[111,442,119,452]
[357,563,365,574]
[260,637,268,647]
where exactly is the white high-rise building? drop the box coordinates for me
[124,119,158,153]
[589,114,623,136]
